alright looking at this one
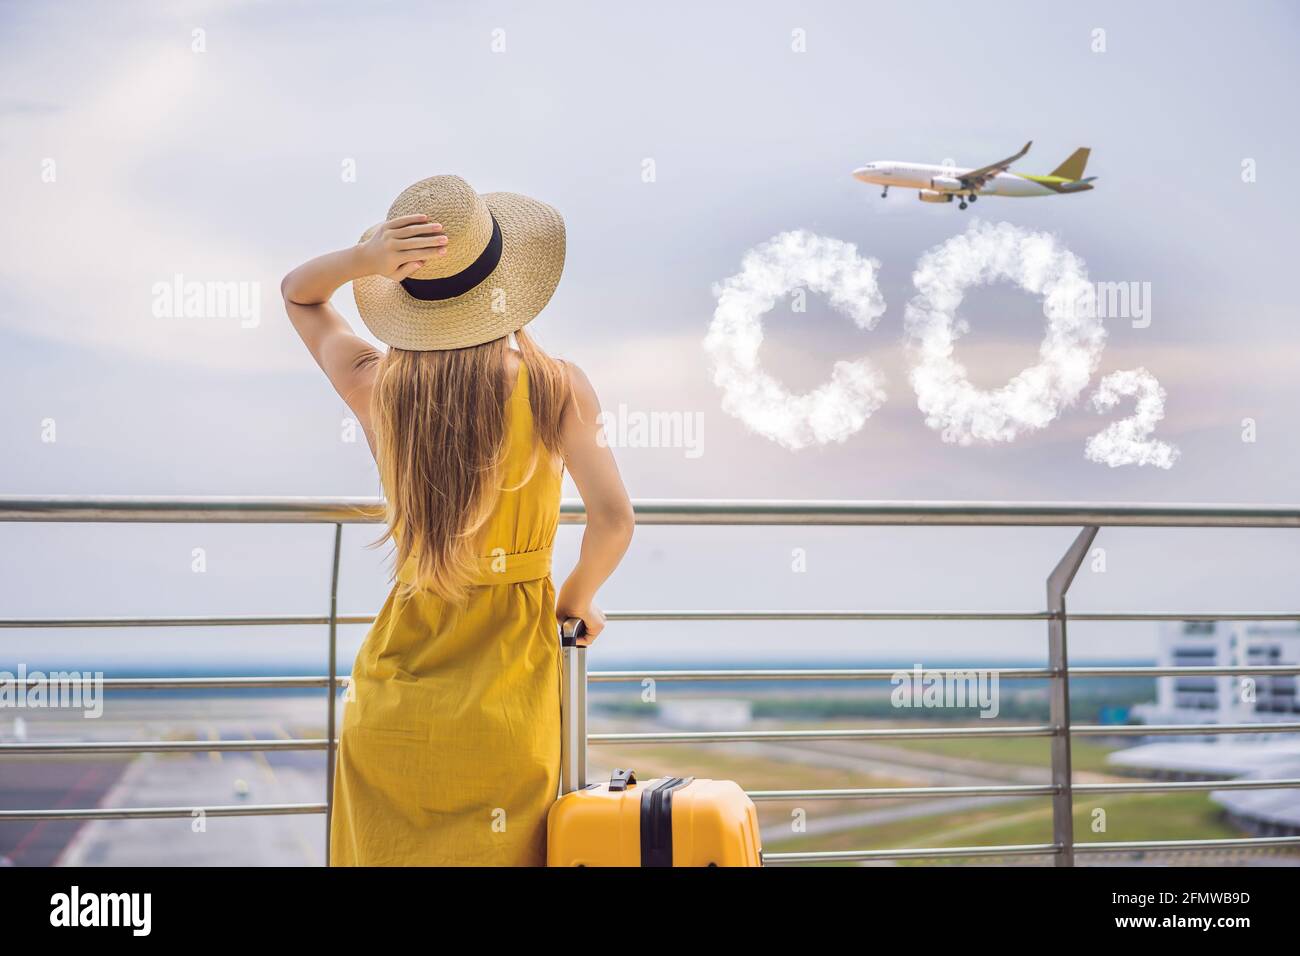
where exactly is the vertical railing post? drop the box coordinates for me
[324,523,342,865]
[1045,525,1098,867]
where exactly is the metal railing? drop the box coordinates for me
[2,495,1300,866]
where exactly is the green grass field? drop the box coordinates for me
[763,791,1255,864]
[764,717,1121,774]
[883,735,1118,774]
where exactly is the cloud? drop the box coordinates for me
[1085,367,1180,469]
[904,220,1106,444]
[0,13,350,373]
[704,230,887,451]
[0,43,289,366]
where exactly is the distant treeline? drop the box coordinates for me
[595,687,1152,723]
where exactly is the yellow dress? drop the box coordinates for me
[330,362,563,866]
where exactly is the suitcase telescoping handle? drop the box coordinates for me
[559,617,588,794]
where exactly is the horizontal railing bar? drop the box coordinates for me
[763,843,1062,863]
[1075,835,1300,853]
[609,611,1300,624]
[591,721,1300,744]
[8,805,1291,838]
[764,835,1300,864]
[1074,721,1300,736]
[606,610,1052,622]
[4,666,1296,688]
[589,667,1055,682]
[1069,612,1300,622]
[4,666,1297,687]
[0,496,385,524]
[10,660,1300,686]
[612,500,1300,528]
[0,616,340,632]
[1072,664,1300,677]
[590,664,1300,682]
[751,778,1300,801]
[9,786,1289,822]
[0,803,326,821]
[15,722,1283,750]
[749,784,1058,801]
[2,496,1299,527]
[0,739,328,755]
[1074,778,1300,795]
[590,725,1056,744]
[4,676,336,690]
[5,611,1296,629]
[0,612,1058,629]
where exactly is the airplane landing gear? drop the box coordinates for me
[968,194,978,203]
[959,199,968,210]
[881,186,889,198]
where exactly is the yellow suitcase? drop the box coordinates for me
[546,619,764,867]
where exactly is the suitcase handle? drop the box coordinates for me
[559,618,588,794]
[560,617,588,647]
[608,768,637,791]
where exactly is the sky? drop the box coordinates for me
[1,0,1298,671]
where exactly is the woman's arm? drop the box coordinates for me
[555,363,635,644]
[280,215,447,440]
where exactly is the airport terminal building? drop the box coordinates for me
[1109,622,1300,836]
[1134,621,1300,732]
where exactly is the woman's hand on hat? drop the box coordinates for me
[360,214,448,281]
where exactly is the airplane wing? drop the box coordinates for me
[958,141,1032,189]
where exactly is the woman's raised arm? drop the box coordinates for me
[280,215,447,433]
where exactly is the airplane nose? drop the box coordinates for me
[852,167,871,181]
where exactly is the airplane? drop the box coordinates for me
[852,142,1095,209]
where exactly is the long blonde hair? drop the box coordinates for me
[370,328,570,601]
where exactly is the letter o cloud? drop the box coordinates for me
[705,230,888,451]
[904,220,1106,444]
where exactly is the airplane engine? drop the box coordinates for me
[918,190,953,203]
[929,176,963,192]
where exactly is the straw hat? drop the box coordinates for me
[353,175,565,350]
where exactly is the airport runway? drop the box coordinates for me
[1,695,329,866]
[0,756,133,866]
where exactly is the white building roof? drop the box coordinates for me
[1107,740,1300,777]
[1212,773,1300,829]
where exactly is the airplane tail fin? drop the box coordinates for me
[1049,147,1091,181]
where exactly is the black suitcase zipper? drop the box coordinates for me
[639,776,694,867]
